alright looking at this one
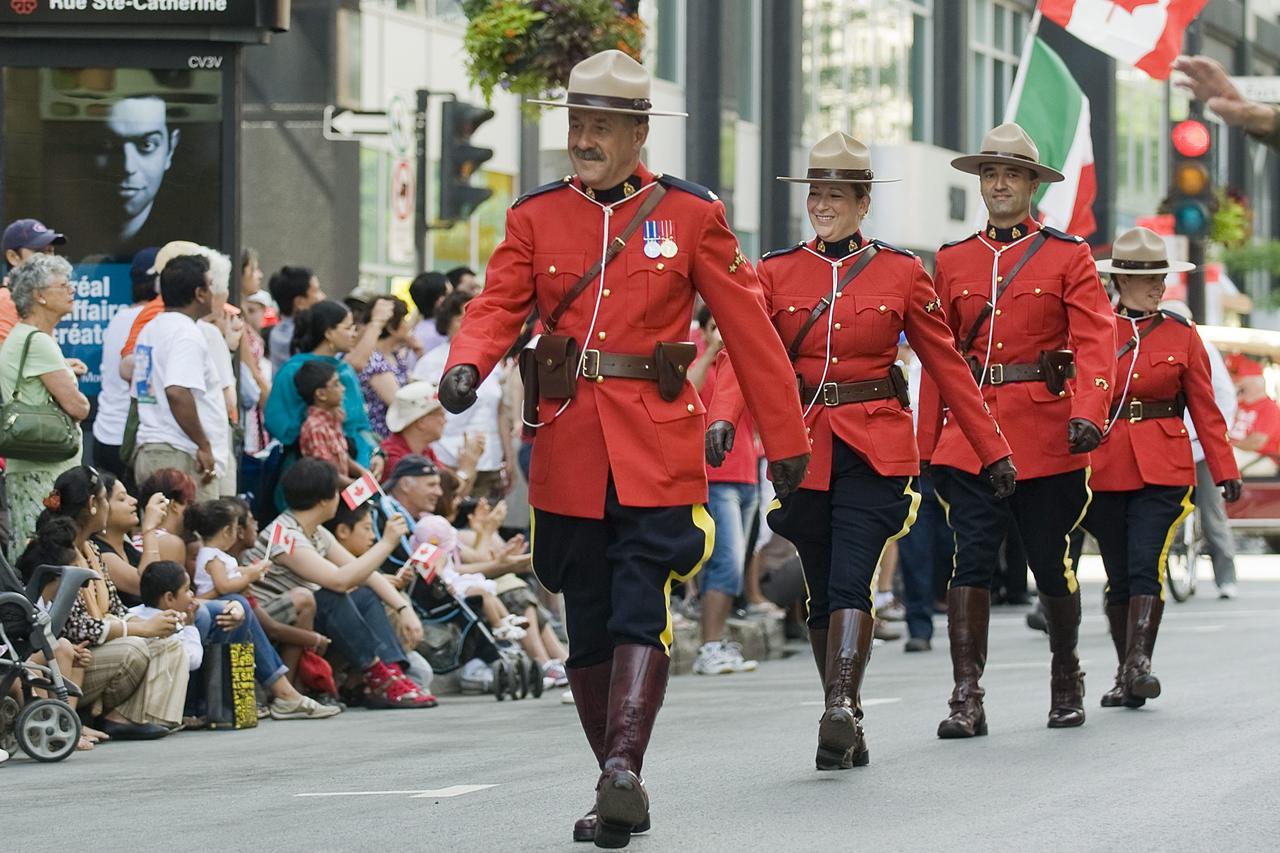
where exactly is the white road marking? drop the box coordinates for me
[801,697,902,708]
[296,785,496,799]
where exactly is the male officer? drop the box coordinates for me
[917,123,1116,737]
[437,50,809,849]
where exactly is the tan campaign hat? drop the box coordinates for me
[777,131,899,184]
[528,49,687,117]
[951,122,1065,183]
[1096,226,1196,275]
[385,381,444,434]
[147,240,204,275]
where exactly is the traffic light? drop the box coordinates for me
[1169,118,1214,238]
[440,99,495,222]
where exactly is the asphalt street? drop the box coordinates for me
[8,575,1280,853]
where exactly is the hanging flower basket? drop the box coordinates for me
[462,0,645,109]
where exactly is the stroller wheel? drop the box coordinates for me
[528,659,544,698]
[0,696,19,755]
[492,660,508,701]
[16,699,81,763]
[515,658,529,700]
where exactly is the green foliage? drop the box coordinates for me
[1212,189,1252,250]
[462,0,645,110]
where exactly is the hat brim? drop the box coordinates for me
[776,176,901,184]
[385,405,442,435]
[15,231,67,251]
[527,99,687,117]
[951,153,1065,183]
[1096,260,1197,275]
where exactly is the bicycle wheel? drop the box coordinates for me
[1165,509,1199,603]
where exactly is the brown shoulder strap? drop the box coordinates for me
[543,184,668,333]
[1116,313,1165,360]
[786,246,878,362]
[958,232,1048,353]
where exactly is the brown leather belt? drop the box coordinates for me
[972,361,1046,385]
[580,349,660,382]
[1112,398,1184,423]
[800,377,897,407]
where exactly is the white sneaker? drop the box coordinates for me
[0,748,8,764]
[693,641,758,674]
[561,689,575,705]
[459,657,495,694]
[1218,582,1238,600]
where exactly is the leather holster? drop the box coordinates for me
[1038,350,1077,395]
[655,341,697,402]
[888,363,911,408]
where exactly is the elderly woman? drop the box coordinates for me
[0,253,90,560]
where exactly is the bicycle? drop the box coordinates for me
[1164,507,1200,602]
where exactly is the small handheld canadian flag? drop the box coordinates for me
[407,542,443,583]
[341,472,380,510]
[266,522,297,557]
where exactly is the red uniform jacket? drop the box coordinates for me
[443,164,809,519]
[709,236,1010,490]
[917,219,1116,479]
[1091,309,1239,491]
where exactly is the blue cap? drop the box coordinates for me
[131,248,161,288]
[2,219,66,254]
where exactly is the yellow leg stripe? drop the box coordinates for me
[527,507,546,592]
[870,477,922,616]
[1155,486,1196,603]
[934,489,960,585]
[1060,466,1093,595]
[659,504,717,653]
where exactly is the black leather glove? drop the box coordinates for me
[769,454,810,500]
[985,456,1017,499]
[439,364,480,414]
[1067,418,1102,454]
[705,420,736,468]
[1222,478,1243,503]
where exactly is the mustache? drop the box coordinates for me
[573,148,606,162]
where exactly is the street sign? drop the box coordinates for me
[323,106,390,141]
[388,157,416,265]
[1231,76,1280,103]
[388,95,413,156]
[392,159,414,222]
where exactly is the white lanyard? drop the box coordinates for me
[971,230,1040,388]
[522,181,658,430]
[1103,312,1152,438]
[796,242,875,418]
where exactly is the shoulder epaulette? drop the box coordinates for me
[871,238,914,257]
[1041,225,1085,243]
[761,242,805,261]
[1160,308,1193,327]
[939,233,979,250]
[511,176,573,208]
[655,173,718,202]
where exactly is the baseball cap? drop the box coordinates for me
[383,454,441,494]
[245,290,279,327]
[2,219,66,254]
[385,381,444,434]
[131,248,161,289]
[147,240,203,275]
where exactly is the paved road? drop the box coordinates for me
[7,578,1279,852]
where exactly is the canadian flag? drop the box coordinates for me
[407,542,444,583]
[266,522,297,557]
[1041,0,1208,80]
[341,472,380,510]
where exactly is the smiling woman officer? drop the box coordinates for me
[706,131,1014,773]
[1085,226,1241,710]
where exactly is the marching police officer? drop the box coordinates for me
[706,133,1015,770]
[437,51,809,849]
[917,123,1117,736]
[1087,227,1241,709]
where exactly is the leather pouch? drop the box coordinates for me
[655,341,698,402]
[535,334,579,401]
[888,363,912,408]
[1038,349,1077,395]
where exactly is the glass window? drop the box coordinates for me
[647,0,684,83]
[360,148,387,268]
[968,0,1026,151]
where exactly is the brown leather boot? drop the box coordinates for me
[815,609,874,770]
[1100,603,1128,708]
[1122,595,1164,708]
[570,660,640,844]
[808,626,828,683]
[1042,591,1086,728]
[593,644,669,849]
[937,587,990,739]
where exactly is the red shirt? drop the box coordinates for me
[0,286,17,348]
[299,405,351,475]
[379,431,442,482]
[698,349,758,485]
[1232,396,1280,458]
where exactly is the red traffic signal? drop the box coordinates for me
[1171,119,1211,158]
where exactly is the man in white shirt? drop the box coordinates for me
[131,253,228,500]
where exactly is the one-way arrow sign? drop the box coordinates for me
[323,106,390,140]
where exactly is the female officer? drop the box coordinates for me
[1086,227,1241,709]
[706,132,1016,770]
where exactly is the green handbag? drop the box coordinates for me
[0,329,81,462]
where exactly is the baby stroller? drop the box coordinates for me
[0,551,99,762]
[407,570,542,702]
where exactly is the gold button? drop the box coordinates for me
[656,263,665,271]
[1168,355,1175,362]
[831,357,839,364]
[1180,428,1187,435]
[962,289,969,296]
[996,342,1003,350]
[602,289,611,298]
[788,305,796,313]
[995,309,1002,317]
[879,304,887,312]
[598,331,607,341]
[996,276,1004,283]
[1133,372,1140,379]
[1058,391,1067,397]
[595,376,604,384]
[835,292,844,299]
[1034,287,1042,294]
[687,404,696,413]
[834,323,842,330]
[806,427,811,433]
[548,265,556,274]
